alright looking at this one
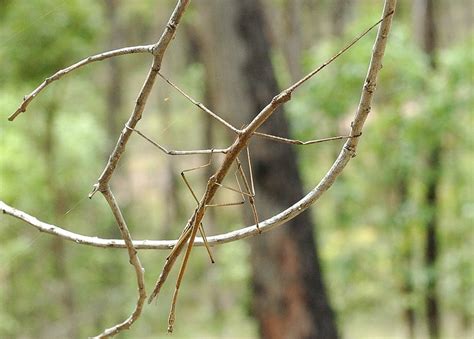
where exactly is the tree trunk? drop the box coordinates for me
[424,144,441,339]
[397,178,416,339]
[195,1,338,338]
[414,0,441,338]
[331,0,353,37]
[281,0,303,81]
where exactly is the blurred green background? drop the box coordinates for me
[0,0,472,338]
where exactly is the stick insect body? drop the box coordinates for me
[141,69,361,332]
[142,12,392,330]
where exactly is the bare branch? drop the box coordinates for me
[92,187,146,338]
[90,0,191,197]
[0,199,310,249]
[8,45,153,121]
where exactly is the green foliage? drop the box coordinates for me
[0,0,101,83]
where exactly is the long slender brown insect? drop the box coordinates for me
[137,11,392,332]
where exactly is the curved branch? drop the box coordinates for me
[8,45,153,121]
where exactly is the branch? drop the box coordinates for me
[8,45,153,121]
[1,196,274,249]
[92,187,146,338]
[89,0,191,197]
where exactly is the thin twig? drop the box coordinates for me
[89,0,191,198]
[0,198,312,248]
[92,187,146,338]
[8,45,153,121]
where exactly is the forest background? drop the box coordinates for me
[0,0,472,338]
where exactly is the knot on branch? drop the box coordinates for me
[343,144,357,158]
[364,79,376,94]
[88,182,109,198]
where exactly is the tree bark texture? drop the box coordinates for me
[424,144,441,339]
[413,0,442,339]
[414,0,441,338]
[194,1,338,338]
[397,177,416,339]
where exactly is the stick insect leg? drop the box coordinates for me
[254,131,362,146]
[168,152,259,332]
[206,170,248,208]
[179,153,215,264]
[168,212,202,333]
[206,150,260,232]
[158,72,240,134]
[235,148,261,233]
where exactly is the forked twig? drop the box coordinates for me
[89,0,191,198]
[92,187,146,338]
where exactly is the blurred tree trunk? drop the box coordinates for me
[331,0,353,37]
[424,144,441,339]
[414,1,441,338]
[397,177,416,339]
[195,1,338,338]
[281,0,303,81]
[94,0,127,332]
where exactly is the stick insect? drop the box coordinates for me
[131,79,356,332]
[139,12,392,332]
[129,72,357,261]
